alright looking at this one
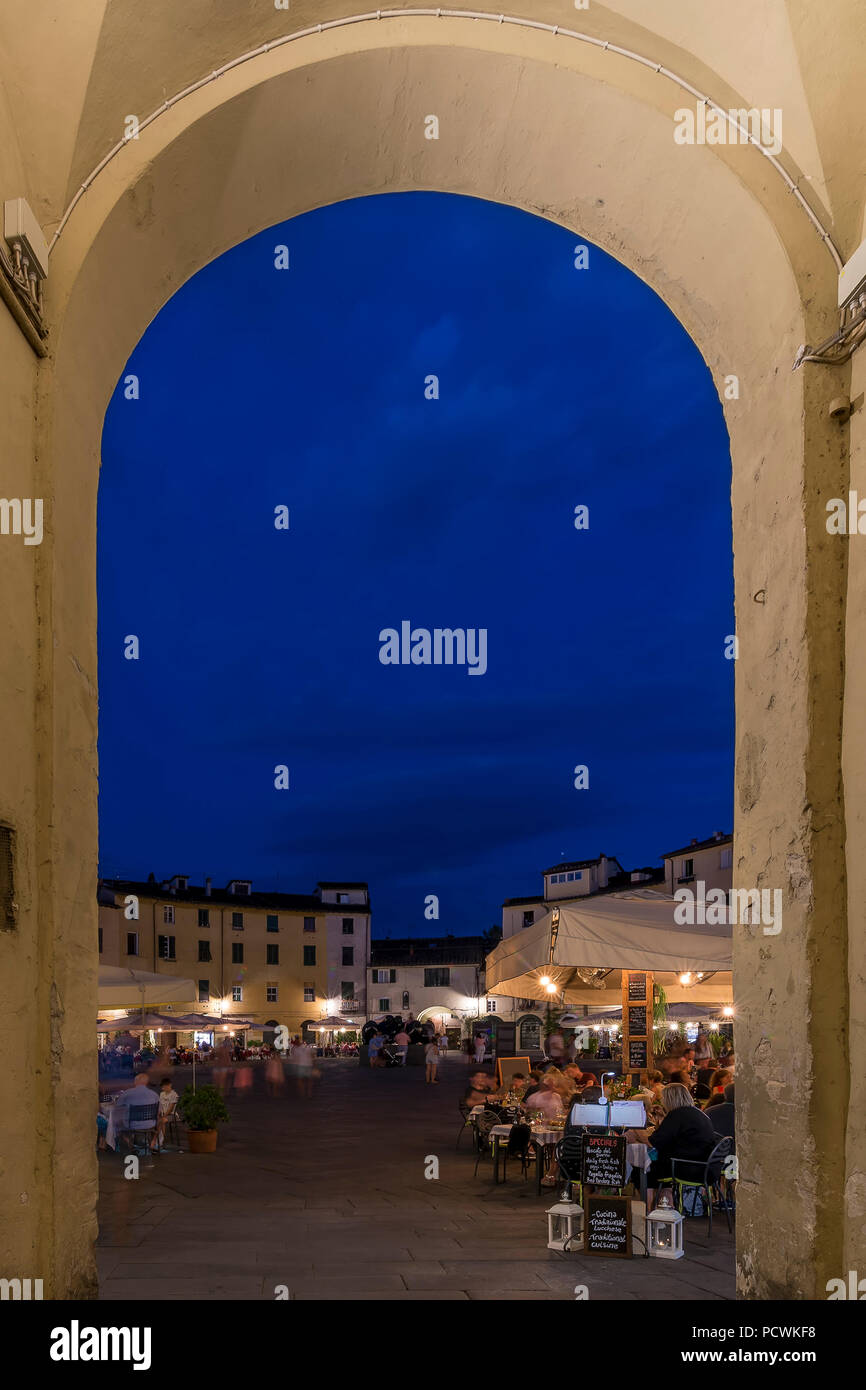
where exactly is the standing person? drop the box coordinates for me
[367,1031,385,1068]
[394,1025,410,1066]
[473,1032,486,1065]
[425,1038,440,1084]
[694,1030,713,1066]
[437,1031,448,1060]
[546,1028,566,1066]
[291,1035,315,1097]
[265,1046,285,1097]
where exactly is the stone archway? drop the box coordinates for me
[16,16,855,1297]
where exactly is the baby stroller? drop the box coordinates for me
[379,1041,402,1067]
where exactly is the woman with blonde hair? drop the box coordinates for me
[646,1082,718,1207]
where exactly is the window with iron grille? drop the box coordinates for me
[163,904,175,924]
[0,825,16,929]
[303,983,315,1002]
[266,914,279,932]
[158,934,176,960]
[198,907,210,927]
[232,911,244,930]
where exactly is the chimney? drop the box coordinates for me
[205,877,212,898]
[691,839,698,846]
[713,830,723,841]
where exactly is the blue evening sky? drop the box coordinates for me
[98,192,733,937]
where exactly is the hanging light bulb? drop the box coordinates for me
[539,975,551,988]
[679,972,692,986]
[722,1005,734,1017]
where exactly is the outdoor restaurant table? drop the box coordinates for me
[99,1101,118,1151]
[488,1123,564,1194]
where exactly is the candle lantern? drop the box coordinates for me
[646,1194,685,1259]
[546,1199,583,1251]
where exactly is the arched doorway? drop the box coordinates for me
[21,16,849,1297]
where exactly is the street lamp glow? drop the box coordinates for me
[539,975,551,988]
[545,982,557,994]
[679,972,692,985]
[722,1005,734,1017]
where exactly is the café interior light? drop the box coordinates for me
[539,975,551,988]
[679,972,692,986]
[723,1005,734,1016]
[545,982,557,994]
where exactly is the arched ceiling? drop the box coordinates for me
[0,1,864,256]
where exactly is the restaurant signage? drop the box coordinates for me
[582,1134,626,1188]
[628,1004,647,1035]
[583,1193,632,1258]
[627,973,647,1001]
[628,1038,648,1070]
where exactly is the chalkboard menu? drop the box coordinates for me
[628,1005,647,1035]
[628,1038,648,1069]
[583,1194,632,1258]
[627,973,647,1001]
[582,1134,626,1189]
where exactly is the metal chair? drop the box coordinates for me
[456,1100,474,1151]
[670,1136,735,1235]
[554,1134,584,1207]
[117,1102,159,1157]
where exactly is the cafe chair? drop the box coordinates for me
[670,1136,735,1236]
[554,1135,585,1208]
[117,1103,159,1158]
[456,1099,475,1151]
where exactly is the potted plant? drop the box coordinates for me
[179,1084,229,1153]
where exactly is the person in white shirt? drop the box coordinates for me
[113,1073,161,1150]
[152,1076,179,1151]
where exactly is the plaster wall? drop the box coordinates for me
[0,9,862,1297]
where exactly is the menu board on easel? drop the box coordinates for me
[621,969,653,1085]
[583,1194,632,1258]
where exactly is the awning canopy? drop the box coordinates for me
[485,893,733,1006]
[98,965,196,1008]
[560,1002,732,1027]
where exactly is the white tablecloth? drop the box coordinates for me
[100,1101,118,1151]
[626,1142,651,1173]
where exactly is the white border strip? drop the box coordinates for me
[47,8,842,270]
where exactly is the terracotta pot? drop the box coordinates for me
[186,1128,218,1153]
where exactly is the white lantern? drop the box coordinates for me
[546,1200,583,1251]
[646,1207,685,1259]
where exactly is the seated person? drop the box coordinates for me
[524,1074,565,1120]
[708,1067,733,1098]
[463,1071,498,1109]
[521,1069,546,1104]
[646,1082,719,1206]
[112,1073,161,1148]
[707,1082,735,1139]
[152,1076,179,1150]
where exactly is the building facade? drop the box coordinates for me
[660,831,733,898]
[99,876,370,1040]
[367,935,495,1038]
